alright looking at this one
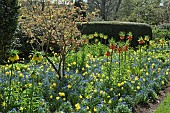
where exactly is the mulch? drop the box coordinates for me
[133,84,170,113]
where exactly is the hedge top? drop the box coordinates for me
[77,21,152,47]
[77,21,151,27]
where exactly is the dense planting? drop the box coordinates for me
[0,34,169,112]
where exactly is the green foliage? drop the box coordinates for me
[0,0,19,64]
[153,23,170,41]
[154,94,170,113]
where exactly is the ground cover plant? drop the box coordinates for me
[0,32,169,113]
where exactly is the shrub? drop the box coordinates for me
[77,21,152,47]
[153,23,170,40]
[0,0,19,64]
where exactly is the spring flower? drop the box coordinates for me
[75,103,81,110]
[86,106,89,110]
[135,76,139,81]
[161,81,165,85]
[138,37,145,44]
[1,101,6,107]
[72,62,76,65]
[117,47,123,53]
[119,31,125,40]
[58,92,65,97]
[127,32,133,41]
[68,63,71,66]
[105,51,110,56]
[67,85,72,89]
[94,107,97,112]
[19,73,24,78]
[108,99,112,104]
[79,95,83,99]
[123,45,128,51]
[86,64,90,68]
[50,95,53,99]
[56,96,60,100]
[32,52,43,62]
[5,71,10,75]
[9,54,19,62]
[137,86,140,90]
[110,44,116,50]
[118,83,121,87]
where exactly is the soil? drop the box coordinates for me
[133,83,170,113]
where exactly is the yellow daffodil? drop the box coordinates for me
[67,85,72,89]
[56,96,60,100]
[75,103,81,111]
[58,92,65,97]
[93,107,97,112]
[9,54,19,62]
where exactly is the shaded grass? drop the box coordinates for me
[154,93,170,113]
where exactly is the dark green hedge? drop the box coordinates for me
[77,21,152,47]
[0,0,19,64]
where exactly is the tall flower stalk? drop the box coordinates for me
[7,50,19,110]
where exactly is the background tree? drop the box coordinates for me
[87,0,123,20]
[0,0,19,64]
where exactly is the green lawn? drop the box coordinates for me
[154,93,170,113]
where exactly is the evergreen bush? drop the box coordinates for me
[0,0,19,64]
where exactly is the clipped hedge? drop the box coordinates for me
[77,21,152,47]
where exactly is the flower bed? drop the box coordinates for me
[0,38,169,113]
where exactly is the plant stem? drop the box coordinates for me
[119,52,121,78]
[30,78,34,113]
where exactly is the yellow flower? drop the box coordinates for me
[75,103,81,111]
[68,63,71,66]
[93,107,97,112]
[19,73,24,78]
[161,81,165,85]
[50,95,53,99]
[58,92,65,97]
[152,63,155,68]
[5,71,10,75]
[86,106,89,110]
[76,69,79,73]
[56,96,60,100]
[135,76,139,81]
[86,64,90,68]
[118,83,121,87]
[72,62,76,65]
[137,86,140,90]
[158,68,161,72]
[70,75,73,78]
[9,55,19,62]
[32,54,43,62]
[79,95,83,99]
[1,101,6,107]
[108,99,112,104]
[67,85,72,89]
[53,83,57,87]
